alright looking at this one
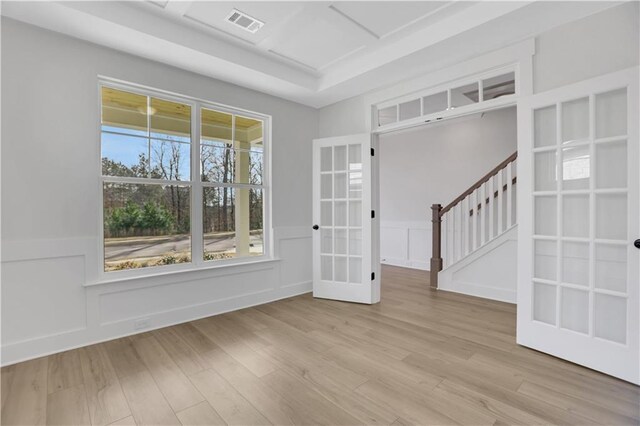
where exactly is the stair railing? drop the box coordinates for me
[430,152,517,288]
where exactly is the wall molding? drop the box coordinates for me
[380,220,430,271]
[1,226,312,366]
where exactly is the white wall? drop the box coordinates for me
[379,107,517,269]
[0,18,317,365]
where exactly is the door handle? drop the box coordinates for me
[313,224,319,230]
[635,239,640,249]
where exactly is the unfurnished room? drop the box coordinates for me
[1,1,639,425]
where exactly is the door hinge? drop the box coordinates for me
[371,148,375,156]
[371,272,375,280]
[371,210,375,219]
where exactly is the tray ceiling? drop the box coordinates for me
[1,1,622,108]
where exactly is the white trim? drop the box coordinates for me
[97,78,273,282]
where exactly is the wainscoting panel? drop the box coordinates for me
[1,227,312,366]
[380,221,430,270]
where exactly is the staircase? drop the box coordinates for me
[430,152,518,302]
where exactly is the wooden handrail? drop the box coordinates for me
[441,151,517,215]
[430,151,517,289]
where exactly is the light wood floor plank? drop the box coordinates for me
[46,384,91,426]
[106,415,136,426]
[1,357,48,426]
[47,349,84,394]
[175,401,225,426]
[78,344,131,426]
[132,336,204,413]
[118,371,180,426]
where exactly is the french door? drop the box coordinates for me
[312,134,378,304]
[517,67,639,384]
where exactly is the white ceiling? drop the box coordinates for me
[1,1,621,108]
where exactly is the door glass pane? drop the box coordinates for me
[451,83,479,107]
[321,255,332,281]
[596,140,627,189]
[321,174,332,199]
[534,151,557,191]
[335,257,347,282]
[321,201,332,226]
[335,229,347,255]
[560,288,589,334]
[335,201,347,226]
[349,257,362,283]
[595,243,627,292]
[534,283,557,325]
[563,195,589,238]
[534,240,557,281]
[596,88,627,139]
[378,106,397,126]
[562,97,589,144]
[349,201,362,227]
[596,194,627,240]
[594,293,627,344]
[534,105,556,148]
[334,173,347,199]
[423,92,448,115]
[534,196,557,236]
[482,72,515,100]
[399,99,421,121]
[321,147,332,172]
[321,229,332,254]
[350,229,362,255]
[334,146,347,171]
[562,242,589,286]
[349,144,363,199]
[561,146,590,190]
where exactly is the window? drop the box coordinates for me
[100,84,269,274]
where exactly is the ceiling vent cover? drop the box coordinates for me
[226,9,264,33]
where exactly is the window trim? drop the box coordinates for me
[97,77,273,281]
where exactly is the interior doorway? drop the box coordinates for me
[377,106,518,302]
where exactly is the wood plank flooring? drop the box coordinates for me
[2,265,639,425]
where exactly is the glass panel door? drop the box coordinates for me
[520,68,639,384]
[312,134,374,304]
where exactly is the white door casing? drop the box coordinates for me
[517,67,639,384]
[312,134,378,304]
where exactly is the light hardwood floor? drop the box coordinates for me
[2,265,639,425]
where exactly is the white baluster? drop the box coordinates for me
[480,182,486,246]
[507,161,513,228]
[497,169,504,234]
[489,175,495,240]
[471,189,478,251]
[442,211,447,269]
[463,196,470,256]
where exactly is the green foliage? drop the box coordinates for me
[106,201,174,237]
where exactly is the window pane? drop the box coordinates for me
[103,183,191,271]
[201,145,234,183]
[422,92,448,116]
[150,140,191,181]
[451,82,479,107]
[378,106,397,126]
[482,72,515,101]
[203,187,263,261]
[101,87,148,137]
[235,116,264,185]
[101,133,149,177]
[150,97,191,143]
[399,99,420,121]
[201,108,232,144]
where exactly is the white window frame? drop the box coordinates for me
[97,77,272,281]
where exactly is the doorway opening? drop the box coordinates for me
[378,105,518,303]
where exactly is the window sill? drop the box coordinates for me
[84,257,281,287]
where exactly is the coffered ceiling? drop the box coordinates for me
[1,1,621,108]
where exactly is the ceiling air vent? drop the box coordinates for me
[226,9,264,34]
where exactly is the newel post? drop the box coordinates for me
[430,204,443,289]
